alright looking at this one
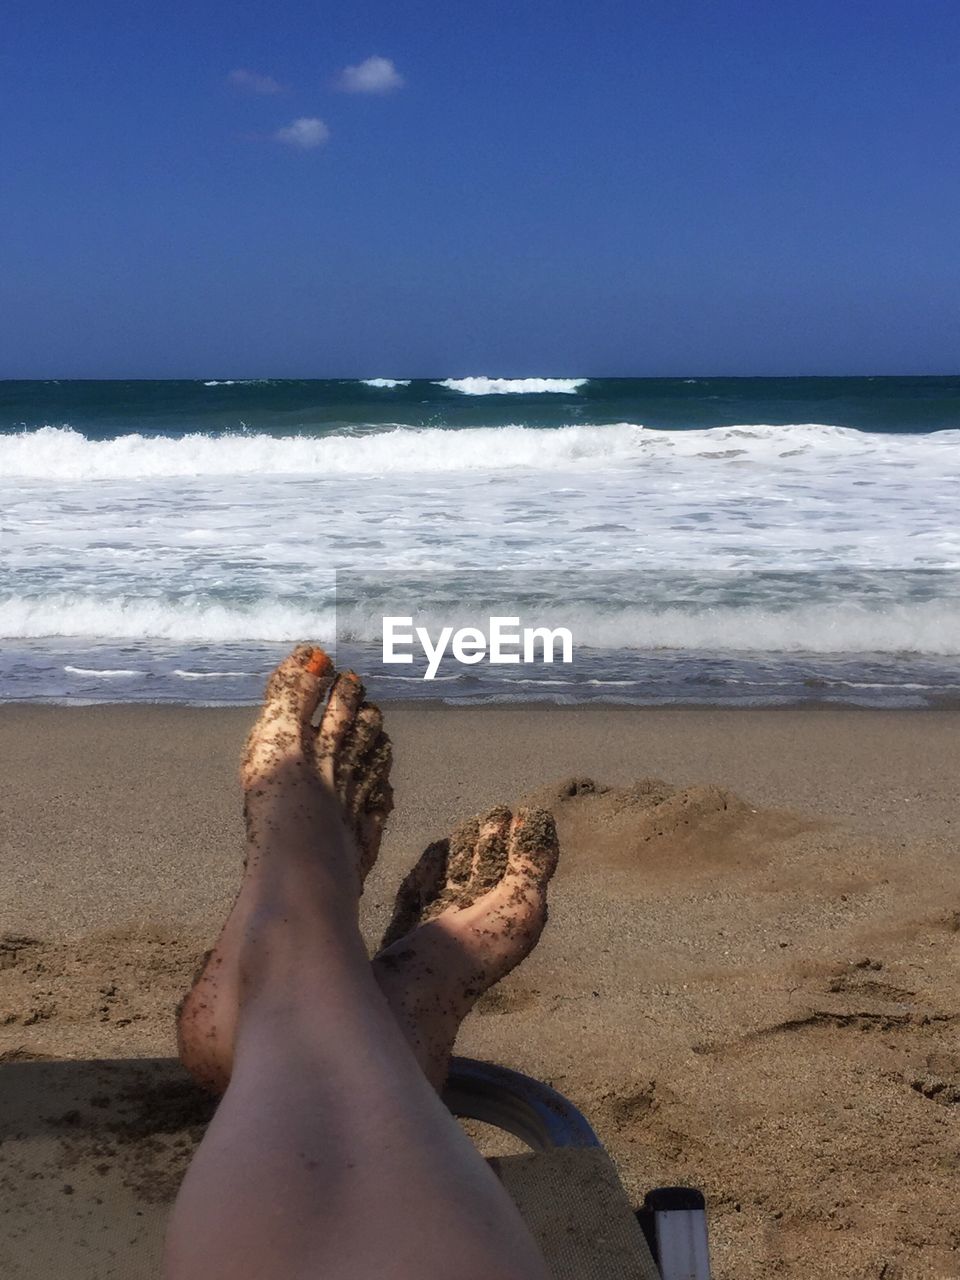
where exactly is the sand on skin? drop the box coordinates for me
[1,703,959,1279]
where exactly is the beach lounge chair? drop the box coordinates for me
[446,1057,712,1280]
[0,1055,711,1279]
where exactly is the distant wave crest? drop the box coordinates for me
[3,422,953,482]
[435,377,588,395]
[63,665,141,678]
[361,378,411,388]
[173,669,254,679]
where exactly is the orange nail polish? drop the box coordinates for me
[306,649,332,676]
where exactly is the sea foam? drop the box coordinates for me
[0,594,336,643]
[3,593,958,652]
[342,599,960,656]
[3,422,956,481]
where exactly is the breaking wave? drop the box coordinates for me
[0,594,336,643]
[2,422,956,481]
[4,592,959,653]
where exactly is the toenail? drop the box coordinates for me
[305,649,332,676]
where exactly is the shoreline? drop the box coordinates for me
[3,694,959,710]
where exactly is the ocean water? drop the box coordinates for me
[1,376,958,707]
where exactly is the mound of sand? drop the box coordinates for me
[522,775,812,876]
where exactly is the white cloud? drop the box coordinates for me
[228,68,284,94]
[273,117,330,150]
[334,55,404,94]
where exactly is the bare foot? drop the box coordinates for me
[177,645,393,1093]
[177,644,558,1098]
[373,806,559,1089]
[241,645,393,886]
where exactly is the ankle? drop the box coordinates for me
[238,885,363,976]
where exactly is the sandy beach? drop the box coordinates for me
[2,702,958,1278]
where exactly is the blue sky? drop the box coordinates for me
[2,0,958,377]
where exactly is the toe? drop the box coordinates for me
[338,703,384,805]
[443,816,481,891]
[422,806,512,918]
[468,805,512,896]
[353,731,394,879]
[242,645,333,784]
[315,671,365,787]
[419,803,512,926]
[504,806,560,887]
[352,731,393,818]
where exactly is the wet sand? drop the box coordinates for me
[2,703,959,1278]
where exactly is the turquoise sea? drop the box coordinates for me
[1,376,958,706]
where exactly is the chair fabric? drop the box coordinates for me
[494,1148,663,1280]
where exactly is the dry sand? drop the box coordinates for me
[1,703,958,1278]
